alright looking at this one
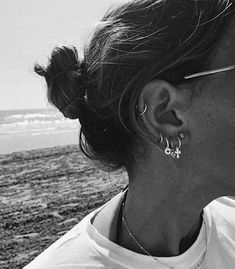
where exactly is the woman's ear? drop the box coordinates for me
[137,80,191,138]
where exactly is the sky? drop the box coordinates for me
[0,0,127,111]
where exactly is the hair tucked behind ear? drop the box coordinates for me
[34,0,234,172]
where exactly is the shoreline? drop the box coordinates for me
[0,131,79,155]
[0,145,127,269]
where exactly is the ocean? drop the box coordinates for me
[0,108,80,154]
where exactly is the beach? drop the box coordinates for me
[0,108,79,154]
[0,145,127,269]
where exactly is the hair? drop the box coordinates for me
[35,0,234,171]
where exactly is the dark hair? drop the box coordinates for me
[35,0,234,171]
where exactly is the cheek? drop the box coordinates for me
[189,94,235,181]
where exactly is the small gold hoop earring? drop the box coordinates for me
[137,104,147,116]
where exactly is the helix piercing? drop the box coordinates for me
[137,104,147,116]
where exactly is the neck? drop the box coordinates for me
[119,158,214,257]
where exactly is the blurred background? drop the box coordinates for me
[0,0,126,154]
[0,2,128,269]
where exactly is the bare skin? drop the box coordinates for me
[92,16,235,257]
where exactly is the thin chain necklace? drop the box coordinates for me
[120,191,208,269]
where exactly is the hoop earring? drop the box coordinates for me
[158,133,164,144]
[136,104,147,116]
[174,136,182,159]
[164,135,183,159]
[177,136,182,149]
[164,137,172,156]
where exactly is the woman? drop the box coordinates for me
[24,0,235,268]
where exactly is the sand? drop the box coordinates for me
[0,145,127,269]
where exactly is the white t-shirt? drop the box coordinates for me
[23,191,235,269]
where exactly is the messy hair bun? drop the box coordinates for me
[34,45,87,120]
[34,0,233,171]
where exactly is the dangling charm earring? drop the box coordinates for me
[174,136,182,159]
[158,132,184,159]
[164,137,172,156]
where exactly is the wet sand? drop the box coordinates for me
[0,145,127,269]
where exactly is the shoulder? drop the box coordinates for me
[205,196,235,220]
[203,196,235,264]
[204,196,235,236]
[23,208,100,269]
[23,191,125,269]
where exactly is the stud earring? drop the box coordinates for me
[179,132,185,139]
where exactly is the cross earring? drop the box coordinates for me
[158,133,184,159]
[174,137,182,159]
